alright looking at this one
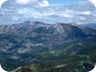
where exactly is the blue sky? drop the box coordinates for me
[0,0,96,24]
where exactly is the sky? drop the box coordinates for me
[0,0,96,24]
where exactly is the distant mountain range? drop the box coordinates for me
[0,21,96,72]
[81,23,96,30]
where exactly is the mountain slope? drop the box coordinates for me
[0,21,96,72]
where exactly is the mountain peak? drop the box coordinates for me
[24,21,31,24]
[33,21,45,24]
[53,23,64,33]
[23,21,46,25]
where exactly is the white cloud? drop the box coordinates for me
[57,9,75,18]
[38,0,49,7]
[1,0,95,24]
[17,8,93,20]
[12,16,19,21]
[82,11,91,15]
[62,14,74,18]
[16,8,75,19]
[15,0,49,7]
[15,0,30,5]
[79,16,86,21]
[17,8,45,19]
[15,0,38,6]
[89,0,96,7]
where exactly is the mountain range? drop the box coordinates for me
[81,23,96,30]
[0,21,96,72]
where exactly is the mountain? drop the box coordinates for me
[0,21,96,72]
[80,23,96,30]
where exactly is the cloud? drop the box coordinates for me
[82,11,91,15]
[12,16,19,21]
[0,0,96,24]
[61,14,74,18]
[56,9,74,18]
[15,0,31,5]
[16,8,75,19]
[15,0,49,7]
[15,0,38,5]
[17,8,44,18]
[38,0,49,7]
